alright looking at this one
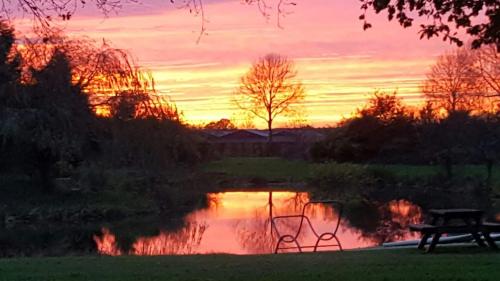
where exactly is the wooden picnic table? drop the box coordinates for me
[410,208,500,252]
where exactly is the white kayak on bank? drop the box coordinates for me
[383,233,500,248]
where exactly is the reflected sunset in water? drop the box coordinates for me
[94,192,422,255]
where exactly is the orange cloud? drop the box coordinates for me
[15,0,457,127]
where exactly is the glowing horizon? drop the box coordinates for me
[14,0,459,127]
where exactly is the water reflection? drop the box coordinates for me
[93,228,122,256]
[94,192,423,255]
[132,221,207,255]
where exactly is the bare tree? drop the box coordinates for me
[0,0,126,29]
[234,53,305,143]
[422,48,485,114]
[473,45,500,97]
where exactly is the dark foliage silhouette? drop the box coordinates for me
[312,91,500,172]
[0,22,199,192]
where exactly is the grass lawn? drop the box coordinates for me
[1,248,499,281]
[203,157,500,184]
[203,157,312,182]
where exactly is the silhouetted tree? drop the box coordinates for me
[204,118,236,130]
[0,21,21,86]
[312,91,417,163]
[0,0,122,29]
[0,21,24,171]
[313,88,500,170]
[1,39,94,191]
[416,101,439,125]
[234,53,305,144]
[474,114,500,182]
[422,48,485,114]
[358,91,407,123]
[1,22,197,193]
[360,0,500,50]
[20,31,181,121]
[473,45,500,97]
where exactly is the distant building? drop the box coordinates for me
[199,129,325,158]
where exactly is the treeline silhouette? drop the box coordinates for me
[2,19,499,193]
[311,91,500,179]
[0,22,200,192]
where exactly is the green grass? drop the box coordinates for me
[371,164,500,181]
[1,248,500,281]
[0,172,157,216]
[204,157,500,185]
[203,157,312,182]
[0,167,210,222]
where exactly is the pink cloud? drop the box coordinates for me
[14,0,462,127]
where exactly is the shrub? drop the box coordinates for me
[309,163,410,199]
[310,163,374,195]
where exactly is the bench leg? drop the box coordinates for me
[483,232,498,250]
[471,232,487,247]
[334,235,343,252]
[418,233,431,250]
[427,234,441,253]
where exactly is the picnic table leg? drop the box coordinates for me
[427,233,441,253]
[417,233,431,250]
[471,232,487,247]
[482,232,498,249]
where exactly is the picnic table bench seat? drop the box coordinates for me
[409,209,500,252]
[409,224,437,232]
[411,222,500,234]
[410,223,484,234]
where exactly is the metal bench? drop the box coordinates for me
[271,200,343,253]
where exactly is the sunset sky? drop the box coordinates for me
[17,0,459,127]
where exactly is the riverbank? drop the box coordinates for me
[2,158,499,257]
[203,157,500,192]
[203,157,310,189]
[0,168,211,231]
[1,247,499,281]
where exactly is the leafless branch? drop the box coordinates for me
[234,53,305,139]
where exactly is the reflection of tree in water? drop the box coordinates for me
[93,228,123,256]
[342,199,422,245]
[338,177,497,245]
[206,193,223,213]
[94,221,208,255]
[233,214,275,254]
[94,191,439,255]
[131,221,208,255]
[231,192,280,254]
[233,192,338,254]
[93,192,210,256]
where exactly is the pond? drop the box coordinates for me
[93,191,422,255]
[3,189,498,257]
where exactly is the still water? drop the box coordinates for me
[94,191,422,255]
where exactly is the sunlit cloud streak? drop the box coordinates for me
[15,0,457,126]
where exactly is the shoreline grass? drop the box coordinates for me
[203,157,500,190]
[1,248,499,281]
[203,157,312,183]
